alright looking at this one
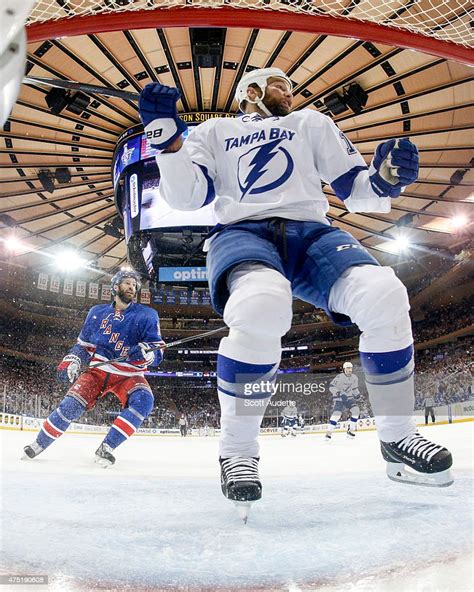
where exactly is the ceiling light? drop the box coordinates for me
[55,251,86,271]
[379,235,412,254]
[450,215,468,229]
[4,236,22,252]
[392,236,411,253]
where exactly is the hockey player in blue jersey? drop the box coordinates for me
[138,68,453,515]
[325,362,360,441]
[23,270,164,467]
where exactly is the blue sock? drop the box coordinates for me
[217,353,279,457]
[37,395,85,449]
[360,344,416,442]
[103,389,153,450]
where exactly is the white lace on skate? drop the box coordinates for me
[385,432,453,488]
[397,433,444,462]
[221,457,260,485]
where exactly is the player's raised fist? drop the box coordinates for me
[139,82,187,151]
[369,138,419,198]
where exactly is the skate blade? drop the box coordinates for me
[94,456,113,469]
[234,501,252,524]
[386,463,453,487]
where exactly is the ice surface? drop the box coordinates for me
[1,423,472,591]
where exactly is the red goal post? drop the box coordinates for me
[26,2,474,65]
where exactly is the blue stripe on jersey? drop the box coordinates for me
[360,344,414,375]
[217,354,276,383]
[331,165,367,201]
[195,163,216,206]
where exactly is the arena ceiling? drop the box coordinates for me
[0,2,473,282]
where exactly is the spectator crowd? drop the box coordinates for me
[1,336,471,429]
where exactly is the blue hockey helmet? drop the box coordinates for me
[110,269,142,296]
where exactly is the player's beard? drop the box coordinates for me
[117,287,135,304]
[265,97,291,117]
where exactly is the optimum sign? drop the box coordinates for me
[159,267,208,282]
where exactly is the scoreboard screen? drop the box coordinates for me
[113,115,234,242]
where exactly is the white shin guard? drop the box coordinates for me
[329,265,416,443]
[218,263,292,458]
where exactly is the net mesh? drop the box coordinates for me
[28,1,473,49]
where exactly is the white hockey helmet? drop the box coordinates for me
[343,361,353,373]
[0,1,35,127]
[234,67,292,115]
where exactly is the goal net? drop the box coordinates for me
[28,1,473,49]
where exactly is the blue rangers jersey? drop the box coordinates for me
[70,303,163,377]
[154,110,392,227]
[329,373,360,400]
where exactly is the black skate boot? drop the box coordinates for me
[95,443,115,468]
[22,441,44,460]
[380,431,453,487]
[220,457,261,523]
[324,432,332,442]
[346,428,356,440]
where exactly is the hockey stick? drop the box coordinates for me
[23,75,140,102]
[88,325,228,370]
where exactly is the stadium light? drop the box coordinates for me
[380,235,412,254]
[392,236,411,253]
[4,236,23,252]
[55,250,86,271]
[450,214,468,229]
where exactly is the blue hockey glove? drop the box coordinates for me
[369,138,419,198]
[138,83,188,151]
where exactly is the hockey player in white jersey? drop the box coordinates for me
[281,401,298,437]
[325,362,360,441]
[138,68,453,517]
[298,414,305,434]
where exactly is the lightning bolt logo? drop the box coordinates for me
[238,139,294,199]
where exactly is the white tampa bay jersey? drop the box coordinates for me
[155,110,391,226]
[329,373,360,399]
[282,405,298,419]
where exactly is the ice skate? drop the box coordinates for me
[22,441,44,460]
[346,429,356,440]
[95,443,116,468]
[324,432,332,442]
[220,457,261,522]
[380,432,453,487]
